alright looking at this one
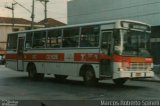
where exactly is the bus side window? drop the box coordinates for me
[62,27,79,47]
[33,31,46,48]
[26,42,31,48]
[25,32,33,49]
[81,26,99,47]
[80,35,91,47]
[47,29,62,48]
[7,34,18,50]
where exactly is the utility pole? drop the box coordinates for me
[31,0,35,29]
[37,0,49,27]
[5,2,17,27]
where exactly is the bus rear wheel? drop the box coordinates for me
[27,64,44,80]
[113,78,127,86]
[83,68,98,86]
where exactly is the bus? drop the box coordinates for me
[5,20,154,86]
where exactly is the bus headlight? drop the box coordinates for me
[122,62,130,68]
[118,62,130,71]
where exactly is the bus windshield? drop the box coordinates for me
[121,30,151,57]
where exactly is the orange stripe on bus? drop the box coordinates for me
[74,53,99,62]
[6,53,64,61]
[6,53,153,63]
[112,54,153,63]
[74,53,111,62]
[6,54,17,60]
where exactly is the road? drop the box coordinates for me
[0,65,160,106]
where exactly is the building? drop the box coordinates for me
[68,0,160,64]
[68,0,160,25]
[39,18,65,27]
[0,17,65,56]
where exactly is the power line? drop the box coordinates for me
[12,0,33,29]
[13,0,31,13]
[5,2,17,27]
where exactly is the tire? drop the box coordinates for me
[54,74,68,80]
[28,64,44,80]
[113,78,127,86]
[83,68,98,86]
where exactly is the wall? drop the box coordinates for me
[68,0,160,26]
[0,26,12,51]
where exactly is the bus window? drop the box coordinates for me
[25,32,33,49]
[62,27,79,47]
[113,30,121,54]
[81,25,99,47]
[33,31,46,48]
[47,29,62,48]
[7,34,18,50]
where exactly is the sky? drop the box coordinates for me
[0,0,69,23]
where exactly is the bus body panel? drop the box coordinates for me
[6,48,101,77]
[6,60,17,71]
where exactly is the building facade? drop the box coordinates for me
[68,0,160,25]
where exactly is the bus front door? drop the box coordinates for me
[17,37,24,71]
[100,31,113,76]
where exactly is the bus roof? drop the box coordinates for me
[8,19,150,34]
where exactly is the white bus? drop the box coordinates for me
[6,20,154,86]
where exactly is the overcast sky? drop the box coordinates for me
[0,0,69,23]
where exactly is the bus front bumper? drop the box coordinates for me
[113,71,154,79]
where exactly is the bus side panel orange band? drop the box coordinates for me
[6,53,64,62]
[112,54,153,63]
[74,53,111,62]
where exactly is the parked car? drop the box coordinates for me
[0,56,5,65]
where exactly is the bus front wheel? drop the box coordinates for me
[83,68,98,86]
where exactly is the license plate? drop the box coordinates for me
[136,73,141,77]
